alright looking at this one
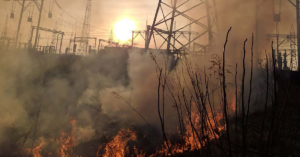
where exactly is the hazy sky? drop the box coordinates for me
[0,0,158,47]
[0,0,297,51]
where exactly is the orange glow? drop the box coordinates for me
[114,18,136,41]
[59,117,77,157]
[97,129,137,157]
[26,138,45,157]
[153,102,226,156]
[22,104,227,157]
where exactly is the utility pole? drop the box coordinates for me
[56,34,59,53]
[15,0,26,44]
[33,0,45,49]
[59,34,64,54]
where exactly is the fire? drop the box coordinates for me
[153,102,226,156]
[230,97,237,113]
[22,103,227,157]
[182,103,225,151]
[97,129,137,157]
[24,118,77,157]
[59,117,77,157]
[26,138,45,157]
[134,146,146,157]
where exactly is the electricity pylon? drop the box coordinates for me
[50,14,63,52]
[4,0,44,45]
[79,0,92,55]
[288,0,300,71]
[145,0,219,54]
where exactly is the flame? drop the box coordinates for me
[59,117,77,157]
[26,138,45,157]
[97,129,137,157]
[182,103,225,151]
[134,146,146,157]
[153,102,226,156]
[22,101,228,157]
[230,97,236,113]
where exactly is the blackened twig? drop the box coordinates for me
[242,38,248,157]
[222,27,232,157]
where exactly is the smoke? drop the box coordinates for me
[0,48,130,155]
[0,46,178,155]
[0,0,297,156]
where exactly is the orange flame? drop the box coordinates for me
[97,129,137,157]
[26,138,45,157]
[230,97,236,113]
[59,117,77,157]
[153,102,226,156]
[182,103,225,152]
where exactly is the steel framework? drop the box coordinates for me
[98,39,131,51]
[132,30,147,48]
[288,0,300,71]
[78,0,92,55]
[50,15,63,48]
[4,0,45,45]
[267,25,297,69]
[146,0,219,54]
[29,26,64,53]
[74,37,96,54]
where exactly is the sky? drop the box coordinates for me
[0,0,297,55]
[0,0,158,48]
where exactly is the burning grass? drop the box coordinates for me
[24,101,228,157]
[7,30,300,157]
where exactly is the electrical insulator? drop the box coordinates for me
[274,14,281,22]
[28,17,32,22]
[28,6,34,22]
[48,12,52,18]
[10,12,14,19]
[73,44,77,53]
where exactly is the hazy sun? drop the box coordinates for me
[114,18,135,41]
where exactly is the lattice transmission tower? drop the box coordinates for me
[50,14,63,52]
[79,0,92,55]
[146,0,219,54]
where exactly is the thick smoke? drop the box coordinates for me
[0,49,130,155]
[0,47,178,156]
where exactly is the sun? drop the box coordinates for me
[114,18,136,42]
